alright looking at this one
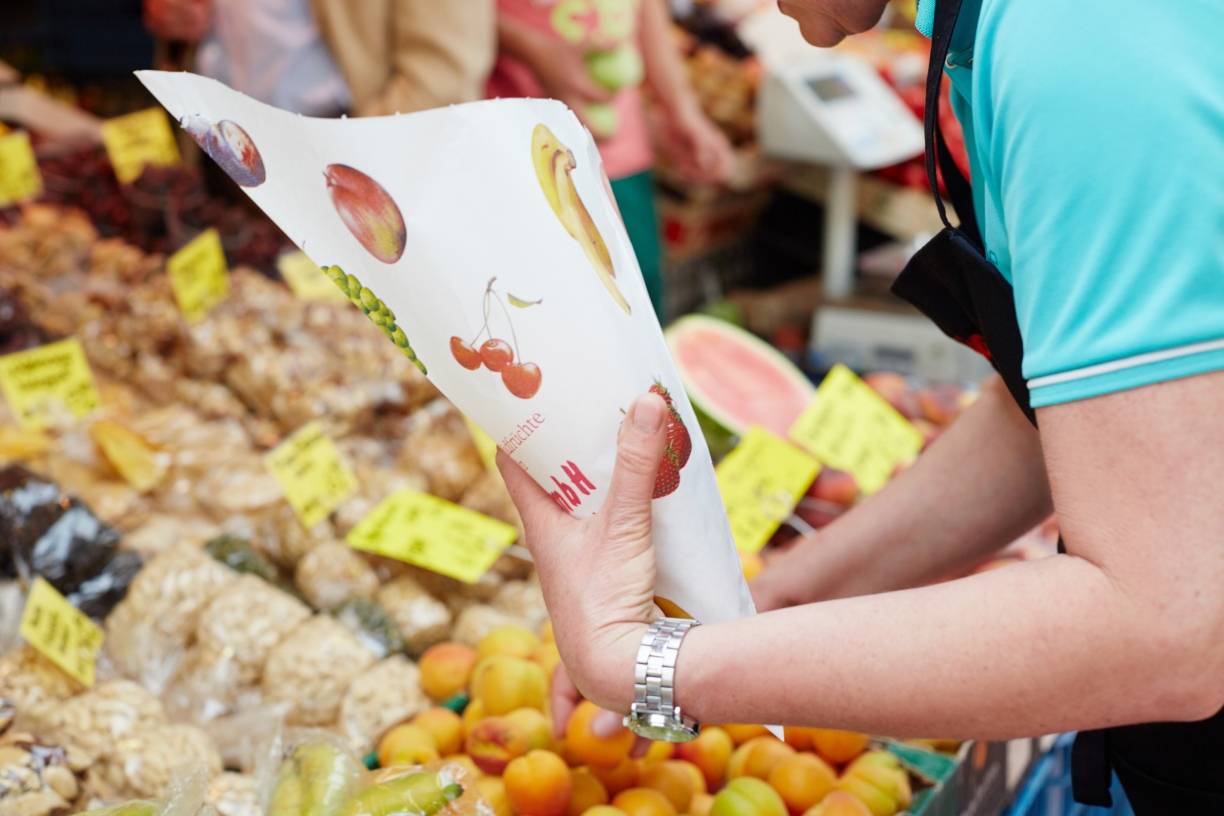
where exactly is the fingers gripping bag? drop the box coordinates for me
[135,71,755,626]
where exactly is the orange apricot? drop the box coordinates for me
[566,701,636,768]
[808,731,870,767]
[505,750,573,816]
[569,767,610,816]
[641,742,674,765]
[419,642,477,701]
[802,791,872,816]
[689,793,715,816]
[612,787,678,816]
[674,727,733,790]
[506,707,553,750]
[591,759,640,797]
[727,737,794,780]
[767,754,836,815]
[582,808,627,816]
[478,624,541,661]
[471,655,548,715]
[377,723,439,767]
[709,777,787,816]
[638,761,705,812]
[465,716,530,775]
[476,776,513,816]
[411,707,464,756]
[722,725,771,746]
[782,728,816,752]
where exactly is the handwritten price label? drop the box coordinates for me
[0,131,42,207]
[717,427,821,553]
[266,421,358,528]
[347,489,517,584]
[789,364,922,494]
[100,108,180,184]
[278,251,348,303]
[20,577,103,687]
[0,338,101,430]
[167,229,229,322]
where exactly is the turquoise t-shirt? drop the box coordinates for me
[918,0,1224,408]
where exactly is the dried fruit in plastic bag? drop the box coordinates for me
[339,656,426,753]
[295,542,379,611]
[194,574,311,686]
[95,722,221,800]
[33,679,166,766]
[262,616,376,726]
[204,534,279,583]
[376,577,451,656]
[332,597,405,659]
[206,771,260,816]
[0,644,82,712]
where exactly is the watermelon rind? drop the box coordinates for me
[665,314,815,439]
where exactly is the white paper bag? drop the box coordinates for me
[137,71,755,626]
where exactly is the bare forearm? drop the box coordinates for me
[497,14,545,67]
[793,377,1052,599]
[682,553,1198,738]
[639,0,698,115]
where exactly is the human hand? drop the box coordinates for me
[496,392,670,712]
[519,32,615,131]
[749,533,837,612]
[549,663,650,759]
[658,102,735,184]
[144,0,211,42]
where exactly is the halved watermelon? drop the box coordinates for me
[666,315,815,439]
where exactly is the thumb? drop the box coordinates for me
[602,393,669,545]
[496,449,566,534]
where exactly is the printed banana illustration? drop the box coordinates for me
[531,123,631,315]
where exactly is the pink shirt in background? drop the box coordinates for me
[487,0,654,179]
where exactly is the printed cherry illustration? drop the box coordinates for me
[479,339,514,372]
[503,362,542,399]
[450,336,482,370]
[452,277,542,400]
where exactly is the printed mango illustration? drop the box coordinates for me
[531,124,630,315]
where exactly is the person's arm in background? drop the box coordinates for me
[495,13,614,127]
[638,0,733,183]
[341,0,496,116]
[752,375,1053,610]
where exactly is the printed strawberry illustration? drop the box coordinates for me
[651,382,692,468]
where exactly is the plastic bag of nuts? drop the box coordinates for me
[338,656,426,753]
[294,542,379,611]
[375,577,452,656]
[261,616,376,726]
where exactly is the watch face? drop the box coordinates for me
[627,714,699,743]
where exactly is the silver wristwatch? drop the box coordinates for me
[624,618,701,742]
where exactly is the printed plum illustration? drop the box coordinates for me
[323,264,426,373]
[324,164,406,264]
[182,115,266,187]
[450,278,542,400]
[648,382,692,498]
[530,124,630,315]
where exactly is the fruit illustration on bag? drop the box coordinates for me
[324,164,406,264]
[645,382,692,499]
[323,265,426,373]
[450,277,542,400]
[182,115,266,187]
[530,124,630,315]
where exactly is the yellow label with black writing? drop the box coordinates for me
[100,107,180,184]
[347,489,517,584]
[717,426,821,553]
[278,251,348,303]
[167,229,229,322]
[20,577,103,687]
[266,421,358,528]
[463,415,500,474]
[0,131,42,207]
[0,338,100,430]
[789,364,923,494]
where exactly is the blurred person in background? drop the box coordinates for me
[490,0,735,319]
[143,0,495,116]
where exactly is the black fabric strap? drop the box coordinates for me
[922,0,982,247]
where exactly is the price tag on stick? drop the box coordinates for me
[20,577,104,687]
[278,251,348,302]
[347,489,518,584]
[167,229,229,322]
[100,107,180,184]
[266,421,358,528]
[789,364,923,494]
[0,131,43,207]
[0,338,101,430]
[717,427,821,553]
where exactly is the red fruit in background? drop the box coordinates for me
[653,454,681,499]
[324,163,406,264]
[808,468,859,508]
[503,362,542,399]
[917,384,963,427]
[480,339,514,372]
[863,371,921,419]
[450,336,482,370]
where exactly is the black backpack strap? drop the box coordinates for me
[921,0,982,248]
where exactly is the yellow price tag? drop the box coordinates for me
[347,489,517,584]
[167,229,229,322]
[0,338,101,430]
[100,107,180,184]
[717,427,821,553]
[0,131,43,207]
[789,364,923,494]
[266,421,358,528]
[20,577,103,687]
[463,415,500,474]
[278,251,349,303]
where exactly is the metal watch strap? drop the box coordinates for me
[632,618,699,724]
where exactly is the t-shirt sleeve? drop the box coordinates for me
[986,2,1224,408]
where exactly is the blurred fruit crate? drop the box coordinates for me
[658,187,770,263]
[1005,734,1135,816]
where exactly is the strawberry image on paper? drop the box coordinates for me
[450,277,543,400]
[648,382,692,499]
[324,164,407,264]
